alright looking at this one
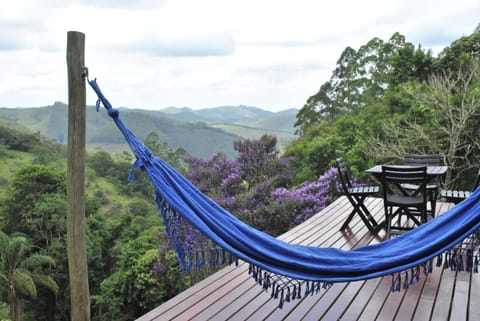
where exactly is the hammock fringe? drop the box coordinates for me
[156,172,480,307]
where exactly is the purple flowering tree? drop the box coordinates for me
[185,135,341,236]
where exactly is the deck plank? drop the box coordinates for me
[135,197,475,321]
[338,277,383,320]
[213,199,357,320]
[203,198,353,321]
[239,198,384,321]
[430,268,457,321]
[449,270,470,321]
[469,270,480,320]
[411,267,444,321]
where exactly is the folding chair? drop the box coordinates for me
[381,165,428,239]
[336,158,380,233]
[441,169,480,204]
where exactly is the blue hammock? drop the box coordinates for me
[88,79,480,307]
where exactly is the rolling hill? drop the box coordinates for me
[0,103,298,158]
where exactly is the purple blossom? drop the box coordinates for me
[183,136,341,236]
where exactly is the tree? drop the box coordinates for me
[94,226,183,320]
[0,232,58,321]
[0,165,67,320]
[367,59,480,188]
[88,150,115,178]
[144,132,189,174]
[434,25,480,73]
[0,165,66,247]
[294,32,433,134]
[1,167,65,237]
[185,135,341,236]
[233,135,288,190]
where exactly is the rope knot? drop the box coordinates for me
[107,108,119,118]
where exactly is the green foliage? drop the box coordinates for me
[435,27,480,72]
[0,133,184,320]
[144,132,189,174]
[0,145,8,158]
[94,226,183,320]
[0,232,58,321]
[0,302,10,321]
[0,165,66,244]
[295,32,434,135]
[88,150,153,198]
[368,59,480,188]
[88,150,116,177]
[0,123,41,152]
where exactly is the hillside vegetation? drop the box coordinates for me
[0,120,181,320]
[0,103,297,158]
[0,119,323,320]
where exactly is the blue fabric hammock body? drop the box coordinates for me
[88,79,480,306]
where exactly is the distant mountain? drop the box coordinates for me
[143,105,277,123]
[0,103,298,158]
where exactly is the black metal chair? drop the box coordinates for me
[403,154,443,216]
[403,154,443,166]
[381,165,429,239]
[441,169,480,204]
[336,158,380,233]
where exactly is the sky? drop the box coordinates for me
[1,0,479,112]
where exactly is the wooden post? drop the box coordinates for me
[66,31,90,321]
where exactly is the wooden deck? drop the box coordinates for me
[137,197,479,321]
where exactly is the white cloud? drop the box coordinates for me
[0,0,478,111]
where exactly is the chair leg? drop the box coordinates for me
[341,209,357,230]
[357,208,376,232]
[357,198,379,227]
[341,206,375,232]
[429,189,438,218]
[386,206,425,239]
[385,207,392,239]
[341,197,377,233]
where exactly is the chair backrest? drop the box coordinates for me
[336,158,353,191]
[404,154,443,166]
[381,165,428,199]
[404,154,443,186]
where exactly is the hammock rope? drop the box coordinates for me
[88,78,480,307]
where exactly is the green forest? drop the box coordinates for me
[0,26,479,321]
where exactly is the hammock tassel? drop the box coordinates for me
[436,254,443,267]
[403,271,410,290]
[391,273,401,292]
[279,289,285,308]
[443,252,450,270]
[285,287,291,303]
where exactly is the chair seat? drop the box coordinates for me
[348,185,379,196]
[441,189,471,203]
[440,169,480,205]
[386,193,427,207]
[402,183,438,190]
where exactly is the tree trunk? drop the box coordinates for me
[8,288,21,321]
